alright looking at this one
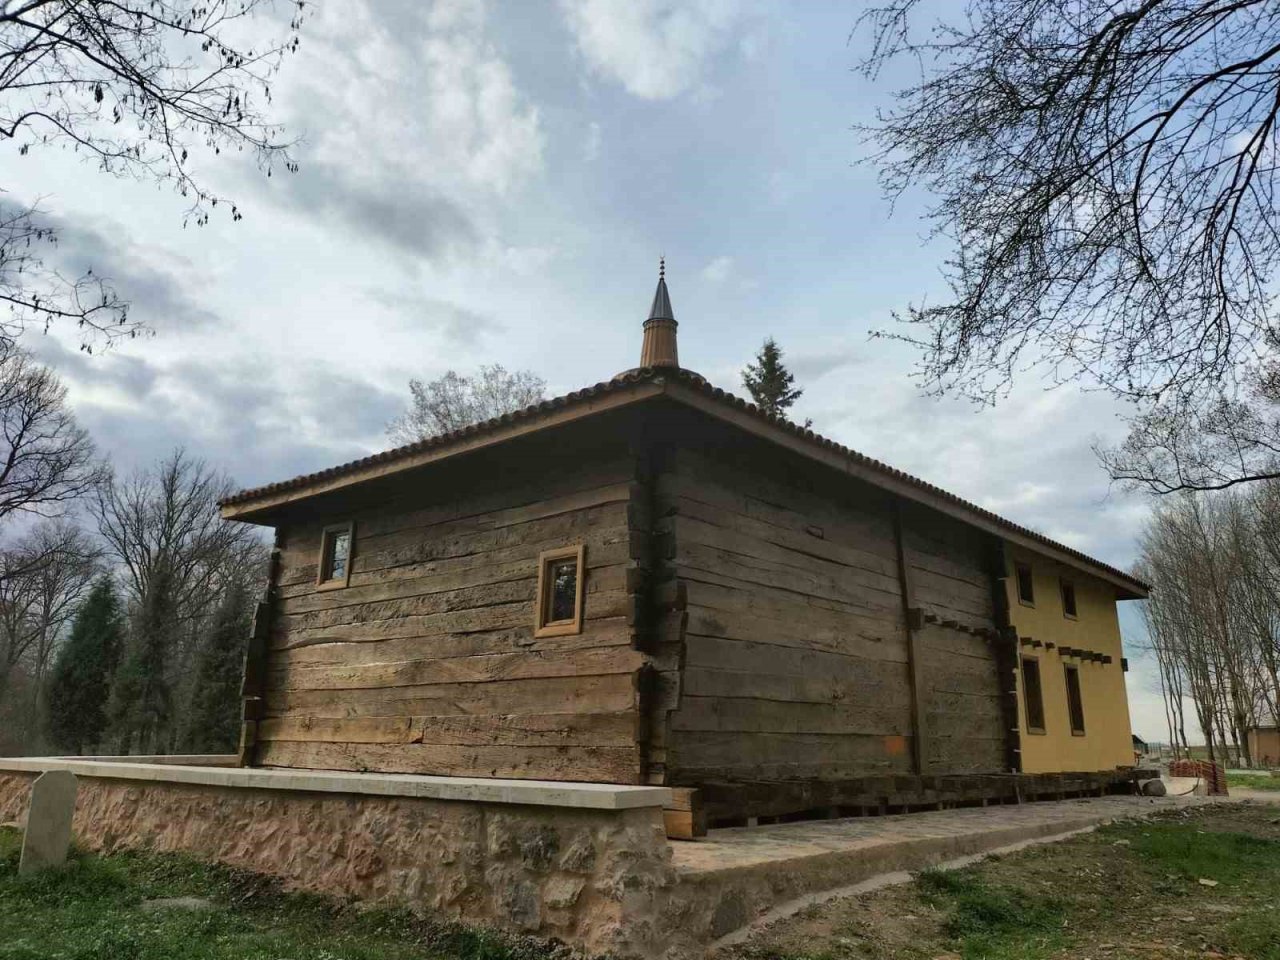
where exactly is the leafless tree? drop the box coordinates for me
[1139,487,1280,765]
[387,365,547,445]
[93,449,253,612]
[858,0,1280,493]
[0,518,98,705]
[0,343,101,538]
[92,448,262,752]
[0,0,306,347]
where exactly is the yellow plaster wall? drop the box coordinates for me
[1005,546,1136,773]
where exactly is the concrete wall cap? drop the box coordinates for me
[0,757,672,810]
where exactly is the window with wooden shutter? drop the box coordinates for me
[1065,665,1086,735]
[1021,656,1046,734]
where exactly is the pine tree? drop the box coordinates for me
[46,577,123,754]
[183,583,253,754]
[107,566,177,754]
[742,338,804,419]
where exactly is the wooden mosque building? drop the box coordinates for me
[220,266,1149,834]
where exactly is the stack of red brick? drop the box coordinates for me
[1168,758,1228,795]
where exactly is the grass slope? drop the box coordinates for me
[0,828,557,960]
[732,803,1280,960]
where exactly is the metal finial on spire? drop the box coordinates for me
[641,259,678,368]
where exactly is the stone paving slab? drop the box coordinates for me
[673,794,1215,876]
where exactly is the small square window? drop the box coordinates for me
[1065,665,1086,735]
[1021,656,1046,734]
[1015,562,1035,606]
[317,522,353,589]
[534,545,585,637]
[1060,579,1078,619]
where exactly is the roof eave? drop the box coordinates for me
[219,369,1149,599]
[219,378,667,524]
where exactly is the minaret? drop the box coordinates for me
[639,258,679,368]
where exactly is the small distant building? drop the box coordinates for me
[1247,726,1280,768]
[218,266,1149,828]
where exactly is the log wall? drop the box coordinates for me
[654,441,1007,787]
[252,430,649,783]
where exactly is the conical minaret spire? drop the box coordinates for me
[640,257,679,368]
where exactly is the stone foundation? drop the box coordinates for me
[0,771,679,958]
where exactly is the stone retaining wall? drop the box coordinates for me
[0,773,679,958]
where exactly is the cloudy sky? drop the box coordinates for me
[7,0,1180,742]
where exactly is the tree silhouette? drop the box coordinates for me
[742,338,805,421]
[46,577,123,754]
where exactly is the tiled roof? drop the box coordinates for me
[220,366,1149,595]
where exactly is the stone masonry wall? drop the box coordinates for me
[0,774,679,958]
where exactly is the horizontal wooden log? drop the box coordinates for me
[671,730,915,780]
[270,619,634,667]
[680,662,910,706]
[275,537,634,607]
[264,672,639,719]
[278,504,632,588]
[272,590,631,649]
[266,645,645,692]
[670,696,911,736]
[689,770,1143,822]
[680,603,906,662]
[663,787,706,840]
[323,462,636,542]
[257,710,638,747]
[256,740,642,783]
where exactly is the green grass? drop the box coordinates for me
[907,816,1280,960]
[1228,772,1280,792]
[1111,819,1280,886]
[915,867,1065,960]
[0,828,550,960]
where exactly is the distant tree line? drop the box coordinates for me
[0,345,265,757]
[1138,485,1280,767]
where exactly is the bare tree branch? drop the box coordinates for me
[0,0,306,348]
[387,366,548,445]
[858,0,1280,492]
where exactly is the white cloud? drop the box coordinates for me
[266,0,543,252]
[701,254,734,282]
[559,0,747,99]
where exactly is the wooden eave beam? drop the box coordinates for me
[220,381,667,523]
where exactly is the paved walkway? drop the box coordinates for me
[673,794,1215,876]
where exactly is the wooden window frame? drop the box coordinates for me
[1060,578,1078,620]
[316,521,354,591]
[1020,655,1047,735]
[1064,664,1086,736]
[1015,562,1036,607]
[534,544,585,638]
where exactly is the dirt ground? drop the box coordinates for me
[726,802,1280,960]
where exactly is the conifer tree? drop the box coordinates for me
[742,338,804,419]
[46,578,123,754]
[107,566,177,754]
[183,583,253,754]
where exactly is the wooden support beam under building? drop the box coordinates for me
[663,788,706,840]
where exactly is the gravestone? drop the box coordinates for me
[19,770,78,875]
